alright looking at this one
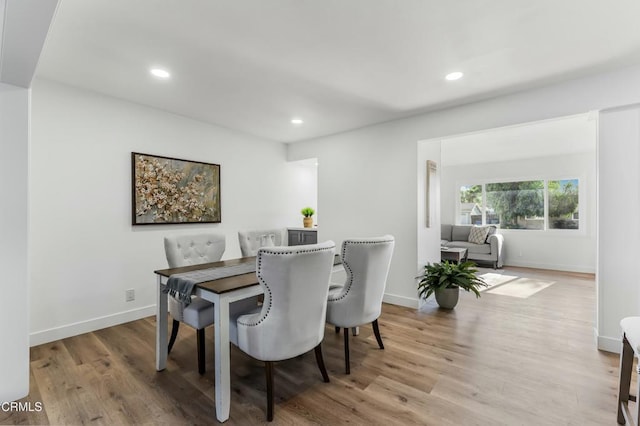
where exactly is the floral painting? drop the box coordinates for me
[132,152,221,225]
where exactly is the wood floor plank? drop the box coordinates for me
[5,266,622,425]
[363,374,509,426]
[0,369,50,425]
[30,342,117,425]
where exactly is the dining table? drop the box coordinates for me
[154,254,342,423]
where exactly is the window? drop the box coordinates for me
[459,185,482,225]
[458,178,580,231]
[486,181,544,230]
[548,179,579,229]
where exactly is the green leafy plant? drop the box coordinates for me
[301,207,315,217]
[417,261,488,299]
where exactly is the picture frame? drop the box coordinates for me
[131,152,221,225]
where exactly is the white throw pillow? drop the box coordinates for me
[468,226,490,244]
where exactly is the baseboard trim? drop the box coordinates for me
[30,294,420,346]
[504,259,595,274]
[30,305,156,347]
[597,332,620,354]
[383,293,419,309]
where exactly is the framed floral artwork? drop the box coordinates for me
[131,152,221,225]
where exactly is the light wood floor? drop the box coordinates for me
[1,267,623,425]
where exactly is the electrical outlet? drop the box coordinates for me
[125,289,135,302]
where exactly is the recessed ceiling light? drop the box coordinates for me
[291,118,304,125]
[150,68,171,79]
[445,71,464,81]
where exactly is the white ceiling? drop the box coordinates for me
[0,0,58,87]
[35,0,640,143]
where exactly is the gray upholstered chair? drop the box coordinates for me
[164,233,225,375]
[326,235,395,374]
[231,241,335,421]
[237,228,286,257]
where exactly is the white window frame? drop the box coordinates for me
[456,176,584,234]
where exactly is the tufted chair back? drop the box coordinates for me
[164,233,225,321]
[235,241,335,361]
[164,233,226,268]
[237,229,286,257]
[326,235,395,327]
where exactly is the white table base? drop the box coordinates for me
[156,275,262,423]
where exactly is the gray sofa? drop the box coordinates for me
[441,224,504,269]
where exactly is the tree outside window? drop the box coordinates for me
[458,179,580,231]
[459,185,482,224]
[486,181,544,229]
[548,179,579,229]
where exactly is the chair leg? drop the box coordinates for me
[618,335,634,424]
[314,343,330,383]
[197,328,206,375]
[265,361,274,422]
[335,326,340,334]
[167,320,180,354]
[344,328,350,374]
[372,319,384,350]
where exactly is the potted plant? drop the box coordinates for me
[301,207,315,228]
[417,261,488,309]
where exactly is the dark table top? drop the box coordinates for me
[155,254,341,295]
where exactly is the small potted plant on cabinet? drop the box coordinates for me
[417,261,488,309]
[301,207,315,228]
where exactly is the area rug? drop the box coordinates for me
[478,271,556,298]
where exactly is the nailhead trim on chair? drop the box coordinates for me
[329,238,394,302]
[237,245,335,327]
[237,253,272,327]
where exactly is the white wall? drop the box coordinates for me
[0,83,30,401]
[417,139,442,308]
[289,121,422,307]
[286,159,319,227]
[441,151,596,272]
[597,104,640,352]
[29,79,312,345]
[288,62,640,351]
